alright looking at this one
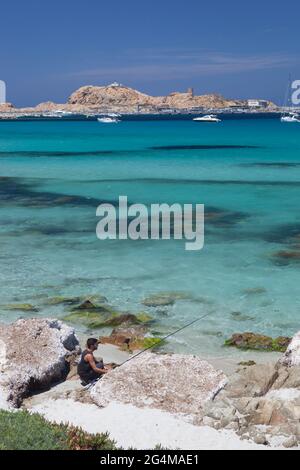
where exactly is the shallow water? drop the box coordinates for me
[0,118,300,356]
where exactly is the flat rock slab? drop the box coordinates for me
[91,353,227,417]
[0,318,79,407]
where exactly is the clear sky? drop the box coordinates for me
[1,0,299,106]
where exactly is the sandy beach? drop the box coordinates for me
[27,397,271,450]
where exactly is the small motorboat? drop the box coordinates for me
[281,75,300,123]
[281,113,300,123]
[193,114,221,123]
[97,116,120,123]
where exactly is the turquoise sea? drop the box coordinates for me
[0,118,300,356]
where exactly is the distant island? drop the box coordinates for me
[0,82,278,118]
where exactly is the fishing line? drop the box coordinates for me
[117,310,214,368]
[85,310,215,388]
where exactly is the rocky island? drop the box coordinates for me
[0,83,278,118]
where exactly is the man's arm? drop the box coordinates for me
[86,354,108,375]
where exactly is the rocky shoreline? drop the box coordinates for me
[0,317,299,449]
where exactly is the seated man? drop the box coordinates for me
[78,338,110,385]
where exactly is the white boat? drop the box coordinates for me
[97,116,120,123]
[281,113,300,123]
[281,75,300,123]
[193,114,221,123]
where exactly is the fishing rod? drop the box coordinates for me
[117,310,214,368]
[84,311,214,389]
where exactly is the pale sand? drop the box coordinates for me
[94,343,132,364]
[28,397,271,450]
[0,393,10,411]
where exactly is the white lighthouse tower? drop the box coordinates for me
[0,80,6,104]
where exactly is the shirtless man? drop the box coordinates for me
[77,338,110,384]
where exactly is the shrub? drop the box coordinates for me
[0,409,117,450]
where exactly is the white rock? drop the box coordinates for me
[281,331,300,367]
[253,434,269,446]
[266,388,300,401]
[282,436,298,448]
[91,352,227,417]
[0,318,80,407]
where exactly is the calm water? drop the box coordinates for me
[0,118,300,356]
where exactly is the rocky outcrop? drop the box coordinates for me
[68,84,158,110]
[100,326,161,352]
[162,92,239,110]
[0,102,14,111]
[0,318,80,407]
[90,353,227,416]
[67,84,242,113]
[34,101,66,111]
[225,332,291,352]
[199,333,300,447]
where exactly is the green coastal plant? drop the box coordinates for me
[0,409,117,450]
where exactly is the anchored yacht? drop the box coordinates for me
[281,113,300,123]
[97,116,120,123]
[193,114,221,123]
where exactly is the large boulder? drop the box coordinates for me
[281,331,300,367]
[223,363,279,398]
[0,318,80,407]
[90,353,227,416]
[249,388,300,426]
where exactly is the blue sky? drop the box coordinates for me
[1,0,299,106]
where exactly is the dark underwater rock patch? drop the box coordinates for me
[202,180,300,186]
[241,287,267,296]
[240,162,300,168]
[272,250,300,266]
[0,150,116,157]
[205,206,248,227]
[2,303,39,313]
[150,145,262,151]
[230,312,255,322]
[264,223,300,245]
[95,177,300,187]
[0,176,129,209]
[142,294,176,307]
